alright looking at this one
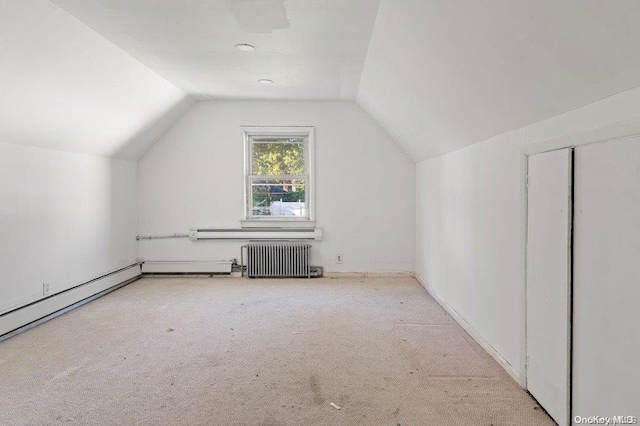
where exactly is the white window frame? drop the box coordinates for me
[241,126,315,227]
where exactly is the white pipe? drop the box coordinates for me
[136,233,189,240]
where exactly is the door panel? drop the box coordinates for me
[527,148,572,426]
[573,137,640,419]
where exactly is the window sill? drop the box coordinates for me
[239,219,316,229]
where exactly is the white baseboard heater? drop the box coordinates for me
[190,227,322,241]
[141,261,233,274]
[0,264,141,340]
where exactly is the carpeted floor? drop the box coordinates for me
[0,277,553,425]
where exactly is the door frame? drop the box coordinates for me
[524,147,574,425]
[518,121,640,401]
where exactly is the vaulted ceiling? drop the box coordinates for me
[0,0,194,160]
[3,0,640,161]
[359,0,640,160]
[50,0,381,100]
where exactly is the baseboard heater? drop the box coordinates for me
[190,227,322,241]
[141,261,233,274]
[241,242,321,278]
[0,264,141,340]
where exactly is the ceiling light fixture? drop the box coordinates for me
[258,79,274,85]
[235,43,255,52]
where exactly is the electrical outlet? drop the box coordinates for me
[335,253,343,264]
[42,283,50,296]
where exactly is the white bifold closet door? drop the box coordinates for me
[526,148,572,426]
[573,137,640,419]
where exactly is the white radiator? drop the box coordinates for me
[242,243,311,278]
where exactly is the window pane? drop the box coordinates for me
[250,179,306,217]
[252,139,304,176]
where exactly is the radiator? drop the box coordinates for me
[241,243,311,278]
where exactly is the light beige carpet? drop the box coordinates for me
[0,277,553,425]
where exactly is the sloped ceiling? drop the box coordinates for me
[0,0,194,160]
[358,0,640,161]
[50,0,381,101]
[6,0,640,162]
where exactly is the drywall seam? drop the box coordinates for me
[415,274,523,386]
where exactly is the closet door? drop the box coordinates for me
[526,148,572,426]
[573,137,640,419]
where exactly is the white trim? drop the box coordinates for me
[141,261,232,274]
[415,274,523,385]
[241,126,316,223]
[519,150,529,388]
[240,219,316,228]
[521,118,640,156]
[0,264,141,338]
[0,276,140,343]
[323,272,415,278]
[0,264,140,315]
[240,126,316,136]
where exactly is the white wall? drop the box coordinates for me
[415,84,640,379]
[416,130,524,370]
[0,142,138,314]
[138,101,415,273]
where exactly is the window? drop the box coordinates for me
[243,127,315,223]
